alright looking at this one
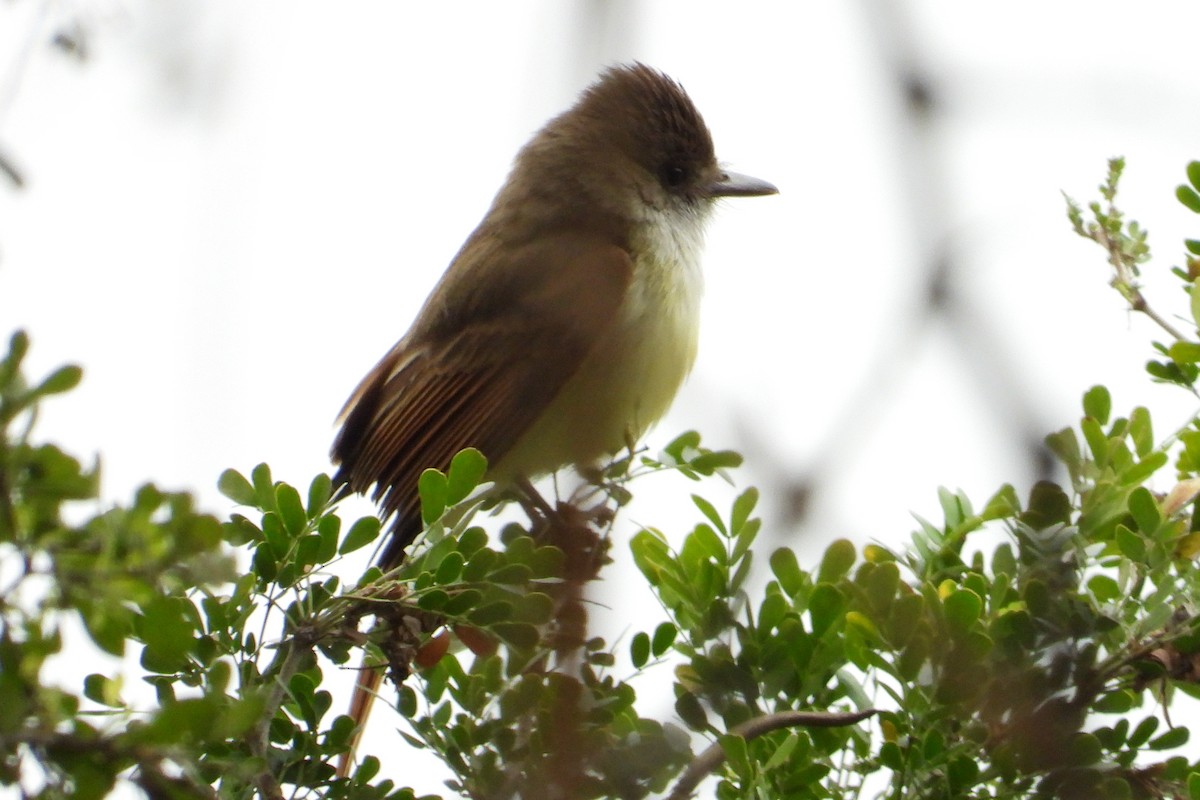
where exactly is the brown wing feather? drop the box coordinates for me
[332,238,631,777]
[332,235,633,567]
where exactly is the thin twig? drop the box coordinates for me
[1119,284,1188,342]
[667,708,878,800]
[248,628,317,800]
[0,145,23,188]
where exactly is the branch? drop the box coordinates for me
[1115,281,1188,342]
[0,729,217,799]
[0,145,24,188]
[248,627,318,800]
[667,708,878,800]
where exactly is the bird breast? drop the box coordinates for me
[492,202,707,479]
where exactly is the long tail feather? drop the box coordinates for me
[336,659,385,779]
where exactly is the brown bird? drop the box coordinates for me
[331,63,776,776]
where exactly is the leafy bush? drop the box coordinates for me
[4,159,1200,799]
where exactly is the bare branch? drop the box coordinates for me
[667,708,878,800]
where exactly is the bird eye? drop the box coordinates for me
[662,164,687,188]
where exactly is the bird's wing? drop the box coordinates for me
[332,233,633,567]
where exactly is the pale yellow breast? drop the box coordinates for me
[494,205,707,479]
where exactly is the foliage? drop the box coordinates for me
[5,159,1200,798]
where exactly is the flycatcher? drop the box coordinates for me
[331,65,775,776]
[332,64,776,565]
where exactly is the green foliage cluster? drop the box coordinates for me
[5,159,1200,799]
[0,331,246,798]
[625,387,1200,798]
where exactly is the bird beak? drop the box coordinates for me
[707,170,778,198]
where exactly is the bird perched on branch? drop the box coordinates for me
[331,62,776,777]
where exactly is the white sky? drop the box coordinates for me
[3,1,1200,795]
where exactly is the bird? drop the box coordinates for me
[330,62,776,777]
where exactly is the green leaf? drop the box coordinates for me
[1081,417,1109,466]
[1094,690,1134,714]
[416,589,449,611]
[809,584,845,637]
[763,731,800,770]
[1119,450,1168,486]
[731,518,760,564]
[718,734,750,777]
[731,487,758,534]
[442,588,482,617]
[250,463,276,511]
[992,544,1017,579]
[133,696,217,744]
[83,674,122,708]
[1128,406,1153,458]
[434,551,464,584]
[982,484,1020,520]
[218,469,257,506]
[770,548,805,596]
[818,539,856,583]
[1128,487,1161,533]
[252,542,277,582]
[691,494,726,536]
[468,602,513,626]
[214,694,264,739]
[1087,574,1120,602]
[491,623,538,649]
[1069,732,1102,765]
[1046,428,1083,481]
[276,484,307,536]
[1127,716,1158,747]
[1115,525,1145,561]
[948,757,979,792]
[57,758,115,800]
[651,622,677,656]
[487,563,532,584]
[446,448,487,505]
[457,526,488,556]
[32,364,82,397]
[1082,385,1112,425]
[339,516,382,555]
[419,468,449,523]
[943,589,983,634]
[675,691,707,731]
[1169,341,1200,364]
[513,592,554,624]
[1189,160,1200,191]
[662,429,701,457]
[690,524,726,565]
[688,450,743,474]
[1149,726,1189,750]
[1177,184,1200,213]
[845,610,881,645]
[317,514,340,562]
[630,632,651,668]
[1191,283,1200,332]
[140,596,196,664]
[865,561,900,611]
[887,594,923,645]
[355,755,381,781]
[307,473,332,515]
[1,330,29,378]
[261,513,289,557]
[463,549,497,583]
[938,486,971,526]
[296,533,322,568]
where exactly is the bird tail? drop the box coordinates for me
[336,658,385,779]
